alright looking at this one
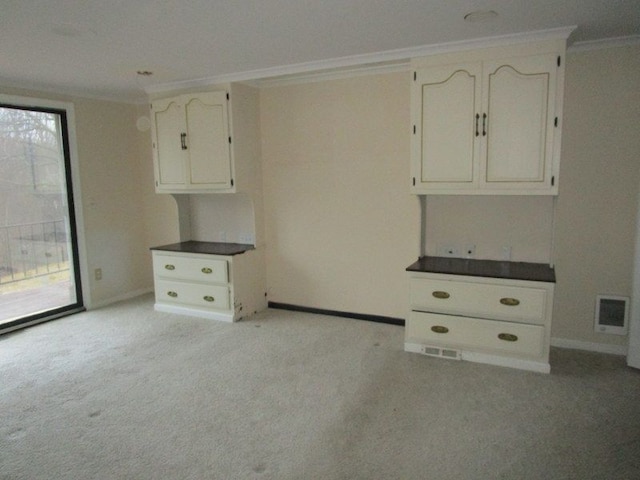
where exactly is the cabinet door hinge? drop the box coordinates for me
[554,117,558,127]
[551,176,555,187]
[557,56,561,67]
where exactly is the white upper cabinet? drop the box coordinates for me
[411,43,565,195]
[151,91,232,193]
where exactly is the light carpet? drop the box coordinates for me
[1,294,640,479]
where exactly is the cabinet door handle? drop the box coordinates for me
[164,264,175,270]
[475,113,480,137]
[482,113,487,136]
[201,267,213,274]
[203,295,215,302]
[180,132,187,150]
[432,291,450,299]
[431,325,449,334]
[500,297,520,306]
[498,333,518,342]
[167,291,178,298]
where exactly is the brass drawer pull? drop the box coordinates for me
[432,291,450,299]
[203,295,215,302]
[167,291,178,298]
[500,297,520,306]
[201,267,213,274]
[164,264,175,271]
[431,325,449,334]
[498,333,518,342]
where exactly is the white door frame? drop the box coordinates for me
[628,184,640,368]
[0,94,91,313]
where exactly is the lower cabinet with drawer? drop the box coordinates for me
[405,258,555,373]
[151,243,266,322]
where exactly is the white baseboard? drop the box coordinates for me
[551,337,628,356]
[461,351,550,374]
[89,288,153,309]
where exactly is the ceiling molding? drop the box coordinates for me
[0,76,144,105]
[255,61,410,88]
[146,26,576,95]
[568,34,640,52]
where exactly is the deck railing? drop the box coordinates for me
[0,220,70,285]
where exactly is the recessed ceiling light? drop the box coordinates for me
[464,10,499,23]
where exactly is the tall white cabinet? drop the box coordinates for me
[405,37,569,372]
[411,42,565,195]
[149,84,267,322]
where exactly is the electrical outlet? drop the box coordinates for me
[219,231,227,242]
[463,244,476,258]
[438,244,459,257]
[94,268,102,281]
[501,246,512,261]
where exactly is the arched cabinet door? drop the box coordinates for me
[152,97,187,188]
[411,63,482,191]
[184,92,232,189]
[483,54,557,190]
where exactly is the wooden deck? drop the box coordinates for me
[0,276,75,326]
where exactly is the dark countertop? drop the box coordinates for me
[406,256,555,283]
[151,240,255,256]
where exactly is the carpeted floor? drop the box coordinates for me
[1,293,640,479]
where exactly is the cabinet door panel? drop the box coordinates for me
[414,64,481,187]
[153,99,186,186]
[484,55,557,185]
[185,93,231,188]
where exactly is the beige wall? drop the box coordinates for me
[260,73,419,318]
[4,42,638,349]
[553,45,640,347]
[0,87,173,307]
[424,196,555,263]
[259,44,640,349]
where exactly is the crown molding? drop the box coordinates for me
[255,61,410,88]
[0,76,145,105]
[568,34,640,52]
[146,26,576,94]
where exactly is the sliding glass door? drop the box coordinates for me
[0,103,83,331]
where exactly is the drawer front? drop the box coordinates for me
[407,311,545,358]
[153,254,228,283]
[410,278,547,324]
[156,280,230,311]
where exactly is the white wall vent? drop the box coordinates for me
[421,345,461,360]
[595,295,629,335]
